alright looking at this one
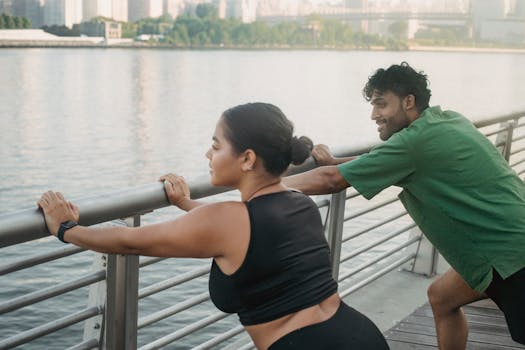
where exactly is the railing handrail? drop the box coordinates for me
[2,110,524,249]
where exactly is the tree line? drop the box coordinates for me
[0,13,31,29]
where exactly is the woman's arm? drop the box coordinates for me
[38,191,249,258]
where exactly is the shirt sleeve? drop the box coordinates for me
[337,134,415,199]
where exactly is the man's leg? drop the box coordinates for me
[427,268,487,350]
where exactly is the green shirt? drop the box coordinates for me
[338,106,525,292]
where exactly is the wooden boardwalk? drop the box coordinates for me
[384,299,525,350]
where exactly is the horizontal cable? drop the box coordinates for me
[138,265,210,299]
[483,126,509,138]
[138,292,210,329]
[338,235,421,282]
[0,246,85,276]
[238,343,256,350]
[0,306,102,349]
[510,158,525,168]
[192,325,245,350]
[139,256,166,268]
[510,145,525,156]
[340,222,417,264]
[342,210,408,243]
[314,198,330,209]
[139,311,229,350]
[0,270,106,315]
[512,134,525,142]
[343,197,399,221]
[340,254,416,299]
[66,338,99,350]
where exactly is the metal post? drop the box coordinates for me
[496,120,516,161]
[105,215,140,350]
[405,227,439,277]
[326,190,346,280]
[83,253,107,348]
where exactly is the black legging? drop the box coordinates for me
[269,301,389,350]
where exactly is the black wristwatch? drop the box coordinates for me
[57,220,78,243]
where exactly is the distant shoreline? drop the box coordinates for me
[1,40,525,54]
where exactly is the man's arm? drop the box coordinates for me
[283,165,350,195]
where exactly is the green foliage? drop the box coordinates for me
[101,11,390,49]
[388,21,408,41]
[414,26,470,46]
[0,13,31,29]
[195,4,218,19]
[41,24,80,37]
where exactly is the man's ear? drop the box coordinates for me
[241,149,257,172]
[404,94,416,111]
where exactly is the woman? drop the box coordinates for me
[38,103,389,350]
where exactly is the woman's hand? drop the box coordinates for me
[160,173,191,208]
[37,191,80,236]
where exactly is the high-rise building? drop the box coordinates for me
[345,0,367,10]
[128,0,163,21]
[0,0,13,14]
[515,0,525,17]
[83,0,111,21]
[111,0,127,22]
[163,0,182,19]
[11,0,44,28]
[43,0,82,27]
[220,0,257,22]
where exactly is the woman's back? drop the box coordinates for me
[209,191,338,325]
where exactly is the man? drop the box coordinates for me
[284,62,525,349]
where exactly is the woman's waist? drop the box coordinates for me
[244,293,340,350]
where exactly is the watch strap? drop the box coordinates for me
[57,220,78,243]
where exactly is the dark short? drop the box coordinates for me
[485,266,525,345]
[268,301,389,350]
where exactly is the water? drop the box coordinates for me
[1,48,525,348]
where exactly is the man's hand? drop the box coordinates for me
[312,144,336,166]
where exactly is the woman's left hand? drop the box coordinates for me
[37,191,80,236]
[159,173,191,208]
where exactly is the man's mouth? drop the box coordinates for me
[376,120,386,132]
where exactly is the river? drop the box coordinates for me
[1,48,525,349]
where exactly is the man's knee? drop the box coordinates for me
[427,280,446,309]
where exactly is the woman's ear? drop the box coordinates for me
[241,149,257,172]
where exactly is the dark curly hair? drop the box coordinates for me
[363,62,431,113]
[222,103,313,176]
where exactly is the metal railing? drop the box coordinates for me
[1,110,524,349]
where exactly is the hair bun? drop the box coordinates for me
[290,136,314,165]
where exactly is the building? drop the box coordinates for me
[83,0,111,21]
[218,0,257,22]
[43,0,83,28]
[82,0,127,22]
[112,0,127,22]
[11,0,45,28]
[471,0,525,42]
[128,0,163,22]
[345,0,368,10]
[78,19,121,38]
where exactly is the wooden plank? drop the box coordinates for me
[387,340,437,349]
[384,302,525,350]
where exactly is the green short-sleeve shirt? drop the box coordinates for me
[338,106,525,292]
